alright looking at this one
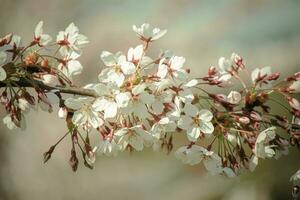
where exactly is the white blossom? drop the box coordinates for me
[99,51,135,87]
[92,83,131,119]
[64,97,103,128]
[217,56,233,82]
[97,135,120,156]
[133,23,167,42]
[227,91,241,104]
[254,127,276,159]
[203,152,235,177]
[58,50,83,78]
[175,145,208,165]
[34,21,52,46]
[251,66,273,89]
[178,103,214,141]
[56,23,89,53]
[157,56,188,80]
[115,125,153,151]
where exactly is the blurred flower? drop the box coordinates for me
[290,169,300,183]
[3,115,17,130]
[175,145,208,165]
[17,98,30,111]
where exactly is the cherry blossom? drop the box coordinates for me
[133,23,167,42]
[34,21,52,46]
[64,97,103,129]
[178,103,214,141]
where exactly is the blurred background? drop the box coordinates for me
[0,0,300,199]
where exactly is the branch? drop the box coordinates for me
[0,78,98,97]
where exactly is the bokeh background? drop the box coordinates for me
[0,0,300,199]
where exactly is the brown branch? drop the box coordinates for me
[0,78,98,97]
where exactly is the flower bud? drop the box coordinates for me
[58,107,68,119]
[208,66,217,76]
[24,52,38,65]
[69,147,78,172]
[238,116,250,124]
[250,111,262,121]
[266,72,280,81]
[18,98,30,111]
[0,34,12,47]
[286,72,300,81]
[41,59,49,68]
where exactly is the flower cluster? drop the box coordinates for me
[0,22,299,182]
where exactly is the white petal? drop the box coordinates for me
[93,83,110,96]
[34,21,43,37]
[185,79,198,87]
[100,51,116,67]
[157,63,168,78]
[218,57,232,72]
[104,101,118,119]
[40,34,52,46]
[151,29,167,41]
[64,98,83,110]
[72,111,87,126]
[92,98,109,111]
[0,67,7,81]
[227,91,241,104]
[115,92,131,108]
[198,109,213,122]
[177,115,193,130]
[140,92,155,105]
[120,61,136,75]
[170,56,185,70]
[129,135,144,151]
[187,126,201,142]
[183,103,198,117]
[132,83,146,95]
[199,121,214,134]
[68,60,83,76]
[0,51,7,65]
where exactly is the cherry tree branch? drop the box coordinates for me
[0,78,98,97]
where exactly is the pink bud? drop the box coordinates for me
[238,116,250,124]
[208,66,217,76]
[250,111,262,121]
[267,72,280,81]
